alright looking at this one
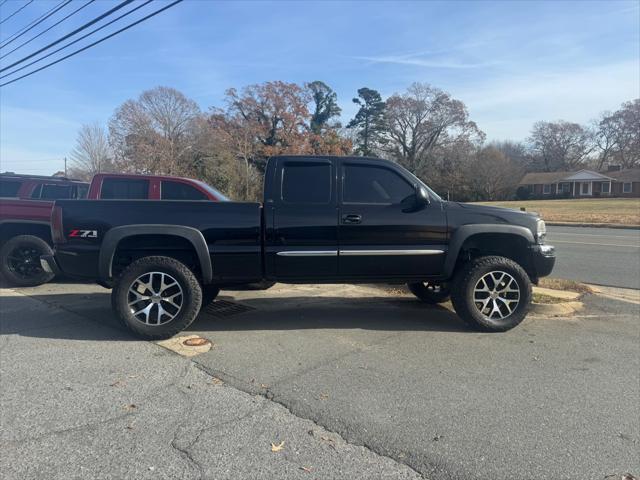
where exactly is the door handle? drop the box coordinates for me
[342,214,362,224]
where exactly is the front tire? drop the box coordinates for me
[451,256,532,332]
[112,256,202,339]
[0,235,55,287]
[407,282,450,304]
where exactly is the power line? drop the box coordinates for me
[0,0,71,49]
[1,0,98,62]
[0,0,183,87]
[1,0,153,79]
[0,0,133,71]
[0,0,33,25]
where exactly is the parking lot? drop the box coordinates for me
[1,281,638,480]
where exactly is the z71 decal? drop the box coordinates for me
[68,229,98,239]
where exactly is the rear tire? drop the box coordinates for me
[112,256,202,340]
[407,282,450,304]
[0,235,55,287]
[451,256,531,332]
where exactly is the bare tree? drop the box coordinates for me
[594,99,639,169]
[528,120,594,172]
[69,123,113,180]
[469,146,524,200]
[109,86,202,175]
[382,82,484,176]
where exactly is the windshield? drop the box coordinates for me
[192,179,230,201]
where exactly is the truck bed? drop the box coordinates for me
[55,199,263,282]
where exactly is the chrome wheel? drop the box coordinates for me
[127,272,183,326]
[473,271,520,320]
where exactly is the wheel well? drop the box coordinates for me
[0,223,52,245]
[456,233,534,279]
[112,234,201,279]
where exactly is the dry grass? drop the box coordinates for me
[532,293,566,304]
[538,278,593,294]
[475,198,640,225]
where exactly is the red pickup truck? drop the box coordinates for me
[0,172,227,286]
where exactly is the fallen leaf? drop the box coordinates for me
[300,466,312,473]
[110,380,124,387]
[211,378,224,386]
[271,441,285,452]
[260,383,269,389]
[124,404,137,411]
[319,393,329,400]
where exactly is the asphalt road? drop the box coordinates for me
[546,226,640,289]
[2,282,638,480]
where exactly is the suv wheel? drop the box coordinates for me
[451,256,532,332]
[407,282,450,304]
[112,256,202,339]
[0,235,55,287]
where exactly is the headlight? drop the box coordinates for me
[536,219,546,243]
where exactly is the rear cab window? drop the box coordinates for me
[161,181,207,200]
[281,162,332,204]
[0,179,23,197]
[100,178,149,199]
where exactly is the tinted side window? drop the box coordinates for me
[101,179,149,199]
[0,179,22,197]
[281,162,331,204]
[161,181,207,200]
[343,165,413,204]
[76,184,89,199]
[40,184,73,200]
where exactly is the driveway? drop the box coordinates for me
[547,226,640,289]
[2,282,638,480]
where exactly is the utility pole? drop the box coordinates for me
[64,157,67,177]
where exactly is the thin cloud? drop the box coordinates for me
[353,54,500,69]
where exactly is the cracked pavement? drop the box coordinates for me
[1,282,639,479]
[0,287,421,480]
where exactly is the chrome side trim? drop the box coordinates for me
[276,250,338,257]
[339,249,445,256]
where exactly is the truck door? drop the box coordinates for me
[266,158,338,279]
[337,160,447,278]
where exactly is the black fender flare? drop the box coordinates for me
[444,224,534,278]
[99,225,212,283]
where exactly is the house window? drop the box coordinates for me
[543,184,551,194]
[561,183,571,194]
[601,182,610,194]
[623,182,632,193]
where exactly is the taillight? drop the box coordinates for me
[51,205,66,244]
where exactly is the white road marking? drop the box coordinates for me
[550,232,640,239]
[552,240,640,248]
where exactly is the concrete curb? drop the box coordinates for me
[530,300,584,317]
[546,222,640,230]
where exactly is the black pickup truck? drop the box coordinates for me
[42,155,555,339]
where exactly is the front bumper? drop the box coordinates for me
[40,255,62,276]
[531,244,556,278]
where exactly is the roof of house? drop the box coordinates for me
[519,168,640,185]
[607,168,640,182]
[519,171,577,185]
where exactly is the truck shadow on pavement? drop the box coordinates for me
[1,291,469,341]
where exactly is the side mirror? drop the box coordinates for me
[401,185,430,212]
[417,185,430,205]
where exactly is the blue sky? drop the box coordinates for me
[0,0,638,175]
